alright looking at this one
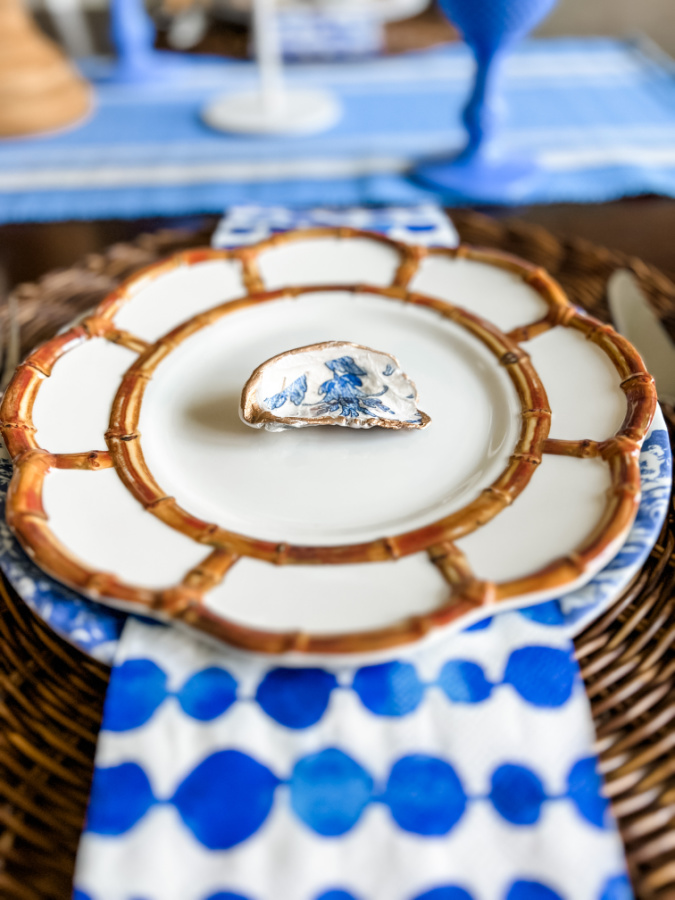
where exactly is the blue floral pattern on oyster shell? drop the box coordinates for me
[262,354,424,425]
[313,356,396,420]
[264,374,308,411]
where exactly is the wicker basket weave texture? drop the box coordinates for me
[0,211,672,900]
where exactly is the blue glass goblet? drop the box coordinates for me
[109,0,159,81]
[108,0,213,83]
[414,0,558,202]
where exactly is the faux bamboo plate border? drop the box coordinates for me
[0,213,673,899]
[0,228,658,654]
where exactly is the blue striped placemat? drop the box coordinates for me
[1,37,674,223]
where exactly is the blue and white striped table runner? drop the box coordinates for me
[2,37,675,223]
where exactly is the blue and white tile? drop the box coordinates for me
[211,205,460,250]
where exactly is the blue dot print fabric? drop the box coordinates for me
[73,208,634,900]
[74,612,631,900]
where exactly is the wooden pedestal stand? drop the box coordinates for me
[0,0,91,137]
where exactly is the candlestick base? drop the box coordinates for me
[202,88,341,135]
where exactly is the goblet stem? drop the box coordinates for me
[201,0,341,135]
[460,46,505,161]
[109,0,156,77]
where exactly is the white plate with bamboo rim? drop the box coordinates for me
[0,229,657,660]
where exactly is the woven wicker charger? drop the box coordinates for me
[0,211,673,900]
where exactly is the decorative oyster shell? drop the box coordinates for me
[240,341,431,432]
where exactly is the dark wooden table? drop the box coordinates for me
[1,197,673,296]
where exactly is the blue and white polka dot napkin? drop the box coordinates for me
[74,610,630,900]
[73,207,665,900]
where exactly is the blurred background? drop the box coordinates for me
[26,0,675,59]
[2,0,675,291]
[539,0,674,54]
